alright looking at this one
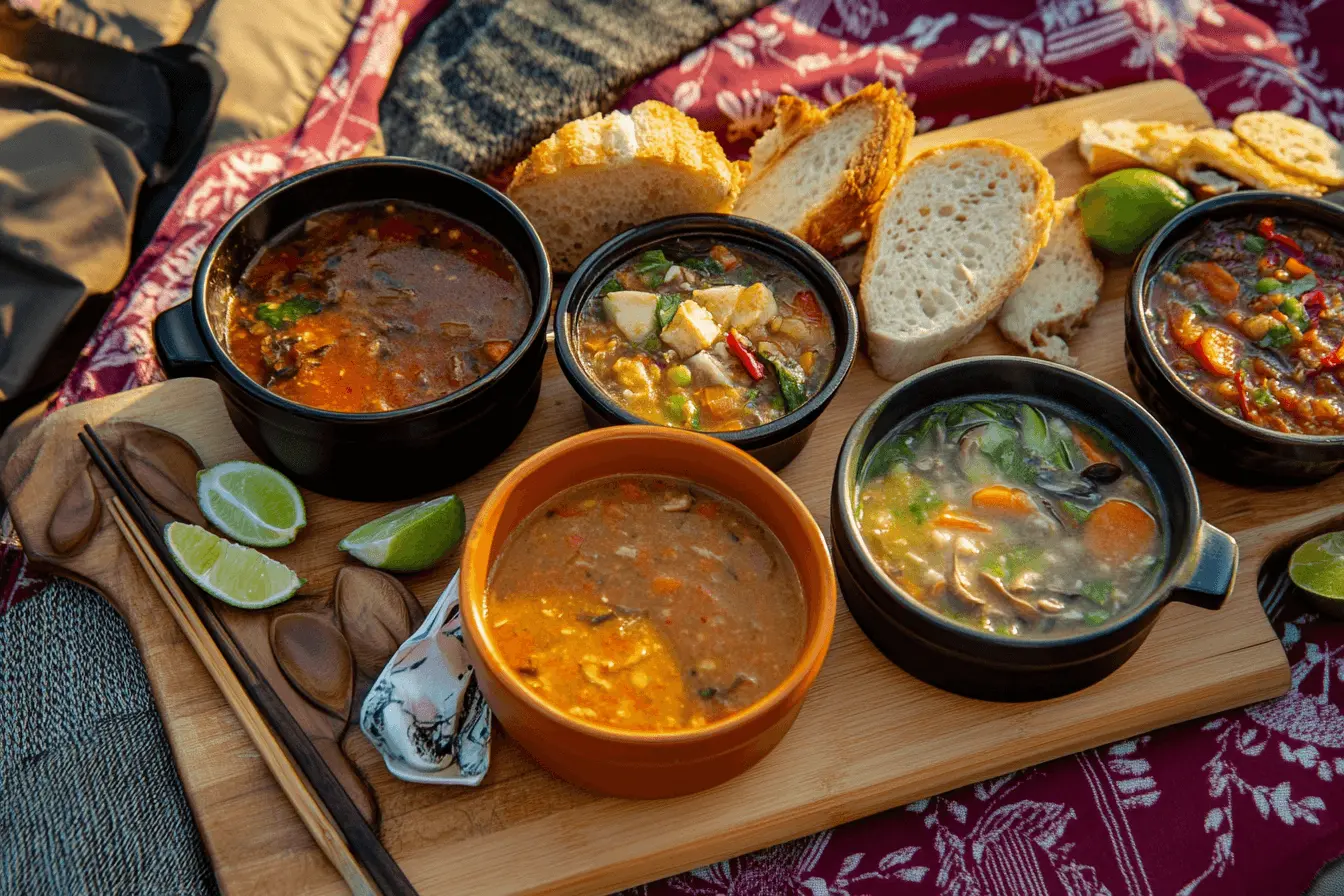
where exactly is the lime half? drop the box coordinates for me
[197,460,306,548]
[338,495,464,573]
[1289,532,1344,600]
[1075,168,1193,256]
[166,521,303,609]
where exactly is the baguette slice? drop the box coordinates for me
[1176,128,1324,196]
[860,139,1055,381]
[508,101,747,271]
[1078,119,1193,177]
[734,84,914,256]
[1233,110,1344,187]
[996,197,1103,367]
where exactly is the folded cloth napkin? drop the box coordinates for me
[380,0,770,176]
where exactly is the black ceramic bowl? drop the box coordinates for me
[1127,191,1344,484]
[552,214,858,471]
[154,157,551,500]
[831,356,1237,702]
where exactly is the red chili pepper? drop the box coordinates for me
[1256,216,1303,257]
[1304,288,1328,321]
[1235,369,1254,420]
[793,289,825,324]
[725,329,767,380]
[1320,344,1344,372]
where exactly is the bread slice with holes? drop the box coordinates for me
[507,101,747,272]
[1176,128,1324,196]
[1232,110,1344,187]
[996,197,1103,367]
[733,84,914,256]
[1077,119,1193,177]
[860,139,1055,381]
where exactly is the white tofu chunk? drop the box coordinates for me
[693,285,745,328]
[731,282,777,330]
[685,351,733,387]
[660,300,720,357]
[602,290,658,343]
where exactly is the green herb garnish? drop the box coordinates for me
[635,249,673,286]
[1243,234,1267,254]
[1060,500,1092,523]
[655,293,686,330]
[1258,324,1294,350]
[255,297,321,329]
[1191,302,1214,318]
[1081,580,1114,606]
[1251,387,1276,408]
[1282,273,1319,298]
[1083,609,1110,626]
[680,256,724,276]
[599,277,622,296]
[905,480,945,525]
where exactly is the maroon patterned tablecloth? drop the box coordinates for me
[6,2,1344,893]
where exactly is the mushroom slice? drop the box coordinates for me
[948,551,987,609]
[981,571,1041,621]
[1036,596,1067,614]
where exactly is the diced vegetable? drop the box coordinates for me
[660,300,720,357]
[971,485,1037,517]
[665,393,698,426]
[709,245,740,271]
[667,365,692,387]
[1168,305,1203,349]
[725,330,767,380]
[693,286,743,328]
[604,291,659,343]
[1258,324,1294,350]
[1181,261,1239,303]
[483,341,513,363]
[256,298,321,329]
[1255,277,1280,294]
[1083,500,1158,564]
[697,385,742,421]
[1257,217,1303,256]
[1286,257,1313,279]
[1191,327,1239,376]
[1279,296,1310,329]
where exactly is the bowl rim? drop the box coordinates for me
[833,355,1202,650]
[190,156,552,423]
[1129,189,1344,448]
[552,213,859,446]
[460,424,837,745]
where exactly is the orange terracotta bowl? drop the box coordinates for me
[459,426,836,798]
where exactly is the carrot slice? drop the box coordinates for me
[1070,425,1111,465]
[1180,261,1240,303]
[1168,305,1203,350]
[971,486,1036,517]
[1191,328,1239,377]
[1286,257,1313,280]
[933,510,994,532]
[1084,500,1158,564]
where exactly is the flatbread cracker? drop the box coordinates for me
[1233,110,1344,188]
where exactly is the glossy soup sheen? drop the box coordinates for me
[484,476,807,731]
[1149,214,1344,435]
[856,398,1166,638]
[575,241,836,432]
[226,201,530,413]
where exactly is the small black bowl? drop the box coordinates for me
[1127,190,1344,484]
[552,214,858,471]
[831,356,1237,702]
[154,157,551,500]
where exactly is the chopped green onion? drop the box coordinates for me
[1251,387,1276,408]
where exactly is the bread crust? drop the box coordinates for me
[1177,128,1324,196]
[743,84,914,256]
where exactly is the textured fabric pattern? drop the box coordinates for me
[378,0,769,175]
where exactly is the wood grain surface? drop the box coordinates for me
[2,81,1305,896]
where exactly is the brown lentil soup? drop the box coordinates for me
[484,475,806,731]
[227,201,530,413]
[1147,214,1344,435]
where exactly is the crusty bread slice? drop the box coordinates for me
[1077,119,1193,177]
[1232,110,1344,187]
[1177,128,1324,196]
[733,84,914,257]
[860,139,1055,381]
[996,197,1102,367]
[507,101,747,271]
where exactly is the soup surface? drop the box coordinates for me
[575,241,837,432]
[1148,214,1344,435]
[227,201,530,413]
[856,399,1166,638]
[484,475,807,731]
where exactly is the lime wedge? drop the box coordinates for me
[197,460,306,548]
[166,521,303,609]
[1289,532,1344,600]
[338,495,464,572]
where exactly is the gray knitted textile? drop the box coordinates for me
[380,0,768,175]
[0,578,215,896]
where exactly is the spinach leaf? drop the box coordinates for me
[599,277,622,296]
[1081,580,1114,606]
[680,256,723,276]
[1282,273,1318,298]
[255,297,321,329]
[655,293,686,330]
[906,481,944,525]
[864,435,915,479]
[1083,609,1110,626]
[1191,302,1213,318]
[1258,324,1294,349]
[727,263,758,286]
[634,249,673,286]
[1243,234,1267,254]
[1060,500,1092,523]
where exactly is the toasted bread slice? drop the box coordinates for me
[507,101,747,271]
[733,84,914,257]
[1077,119,1193,177]
[1177,128,1324,196]
[996,197,1103,367]
[860,139,1055,381]
[1232,110,1344,187]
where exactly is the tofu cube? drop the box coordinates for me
[731,282,777,330]
[693,285,744,328]
[602,290,658,343]
[660,300,720,358]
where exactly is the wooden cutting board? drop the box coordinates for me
[3,81,1306,896]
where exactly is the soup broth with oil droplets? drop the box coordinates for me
[855,398,1166,637]
[484,475,806,731]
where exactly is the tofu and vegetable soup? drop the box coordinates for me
[226,200,531,413]
[1149,214,1344,435]
[855,399,1166,638]
[575,241,837,431]
[484,475,807,731]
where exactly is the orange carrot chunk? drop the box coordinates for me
[971,486,1036,517]
[1191,328,1239,377]
[932,510,994,533]
[1180,261,1240,303]
[1285,257,1313,280]
[1084,500,1158,564]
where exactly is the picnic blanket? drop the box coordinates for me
[4,2,1344,894]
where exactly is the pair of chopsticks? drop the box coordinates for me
[79,425,417,896]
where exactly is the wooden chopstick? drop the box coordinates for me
[80,426,416,896]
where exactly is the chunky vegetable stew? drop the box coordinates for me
[856,399,1166,638]
[484,476,806,731]
[1148,214,1344,435]
[227,201,530,413]
[575,242,836,432]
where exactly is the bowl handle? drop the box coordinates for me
[154,300,214,378]
[1170,521,1238,611]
